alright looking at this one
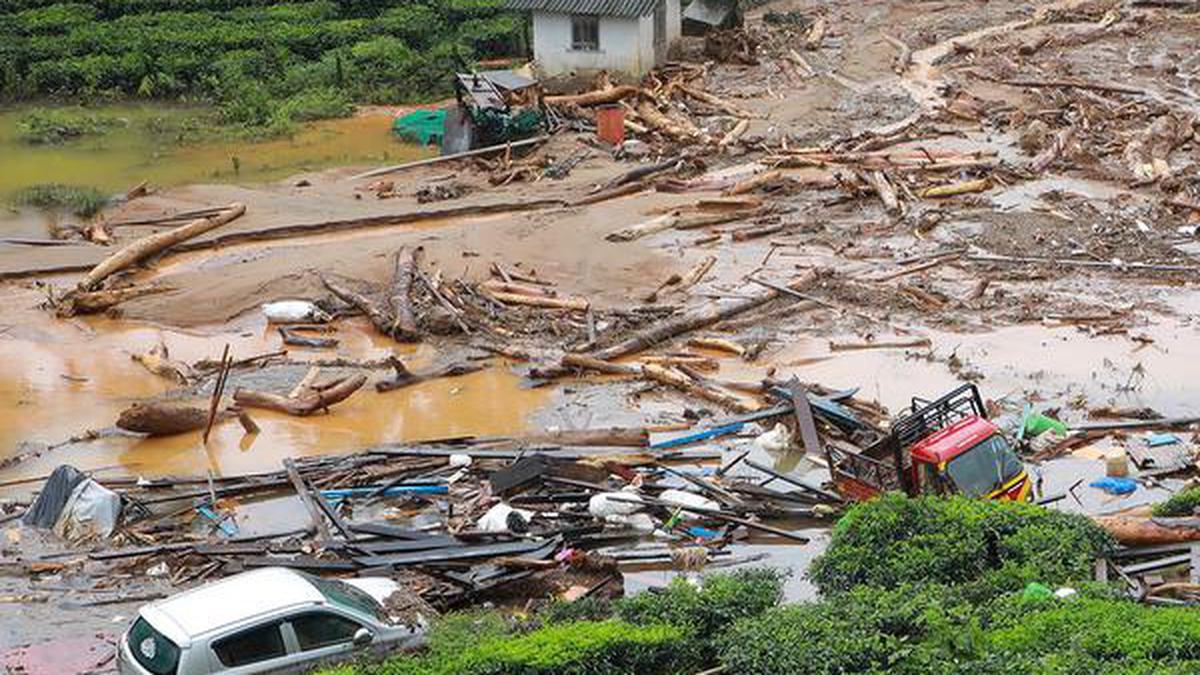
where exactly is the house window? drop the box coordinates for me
[571,14,599,51]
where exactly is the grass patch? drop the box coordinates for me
[12,183,108,217]
[16,107,122,144]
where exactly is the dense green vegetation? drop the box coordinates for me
[323,496,1200,675]
[1153,486,1200,517]
[0,0,523,132]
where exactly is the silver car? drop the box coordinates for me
[117,567,425,674]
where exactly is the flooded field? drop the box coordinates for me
[0,103,429,207]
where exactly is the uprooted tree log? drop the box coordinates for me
[56,284,174,317]
[388,247,420,341]
[544,85,640,107]
[642,363,758,412]
[375,357,483,393]
[117,401,209,436]
[234,374,367,416]
[586,269,821,362]
[78,203,246,291]
[321,274,394,338]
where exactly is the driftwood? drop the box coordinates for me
[588,269,820,362]
[688,337,745,356]
[643,363,757,412]
[480,280,556,298]
[278,327,339,349]
[375,358,483,393]
[560,353,641,376]
[545,85,640,107]
[57,284,173,317]
[732,221,788,241]
[920,178,990,198]
[572,181,649,207]
[673,210,759,230]
[1095,516,1200,546]
[725,171,782,196]
[321,274,393,337]
[677,84,754,118]
[234,374,367,416]
[677,256,716,291]
[607,213,679,242]
[488,290,589,311]
[78,203,245,291]
[511,427,649,447]
[388,247,420,341]
[1031,127,1075,173]
[866,171,901,215]
[720,119,750,149]
[636,99,700,140]
[132,342,194,384]
[117,402,209,436]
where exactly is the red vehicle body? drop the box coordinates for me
[828,384,1031,502]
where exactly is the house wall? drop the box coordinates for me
[532,11,644,75]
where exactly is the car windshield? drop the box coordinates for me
[943,434,1024,497]
[128,616,181,675]
[301,573,387,623]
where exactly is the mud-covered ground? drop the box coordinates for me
[4,0,1200,667]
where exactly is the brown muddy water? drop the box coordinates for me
[0,104,430,240]
[0,285,549,488]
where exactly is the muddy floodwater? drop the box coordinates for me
[0,104,429,198]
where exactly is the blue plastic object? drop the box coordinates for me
[1146,433,1180,447]
[1089,477,1137,496]
[651,422,744,450]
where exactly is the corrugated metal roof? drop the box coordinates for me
[682,0,734,26]
[505,0,660,17]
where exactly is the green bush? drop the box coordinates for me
[12,183,108,217]
[338,620,697,675]
[808,494,1113,601]
[617,568,786,638]
[1152,487,1200,517]
[16,107,120,143]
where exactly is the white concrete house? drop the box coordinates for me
[507,0,681,76]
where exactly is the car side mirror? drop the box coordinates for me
[352,628,374,648]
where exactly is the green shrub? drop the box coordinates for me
[617,568,786,638]
[808,494,1113,601]
[12,183,108,217]
[16,107,120,143]
[539,597,613,625]
[343,620,696,675]
[1153,487,1200,517]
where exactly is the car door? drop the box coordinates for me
[208,620,298,674]
[280,610,369,669]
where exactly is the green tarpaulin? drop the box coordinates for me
[392,109,445,147]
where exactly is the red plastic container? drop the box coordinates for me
[595,105,625,146]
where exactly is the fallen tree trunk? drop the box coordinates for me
[1094,516,1200,546]
[57,284,173,316]
[375,358,483,393]
[920,178,990,198]
[588,269,819,361]
[78,203,245,291]
[117,402,210,436]
[560,353,640,375]
[636,99,700,140]
[388,247,420,342]
[511,427,650,447]
[321,274,393,337]
[606,212,679,242]
[642,363,758,412]
[234,374,366,416]
[545,85,640,107]
[677,84,754,118]
[488,290,589,311]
